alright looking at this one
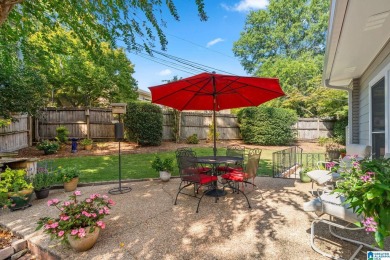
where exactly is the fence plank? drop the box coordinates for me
[0,115,29,152]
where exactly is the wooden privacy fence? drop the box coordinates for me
[35,108,335,141]
[36,108,114,140]
[163,111,240,140]
[0,114,31,152]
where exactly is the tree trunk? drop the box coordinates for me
[0,0,23,25]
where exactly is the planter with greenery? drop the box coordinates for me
[151,155,174,182]
[334,157,390,249]
[30,167,56,199]
[80,138,93,150]
[56,126,70,144]
[37,140,60,155]
[58,166,80,192]
[36,190,115,252]
[0,167,34,211]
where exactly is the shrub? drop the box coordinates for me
[151,155,174,172]
[186,134,199,144]
[56,126,69,143]
[37,140,60,154]
[237,106,298,145]
[124,101,163,146]
[333,116,348,144]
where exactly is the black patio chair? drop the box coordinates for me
[221,148,263,208]
[174,150,217,213]
[217,145,245,174]
[175,148,211,174]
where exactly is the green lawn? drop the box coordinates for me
[42,147,277,183]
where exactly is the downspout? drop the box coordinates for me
[324,79,352,145]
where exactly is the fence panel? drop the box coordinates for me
[0,115,29,152]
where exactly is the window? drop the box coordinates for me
[371,77,385,159]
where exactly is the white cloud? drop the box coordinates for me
[206,38,224,48]
[221,0,268,12]
[158,69,172,76]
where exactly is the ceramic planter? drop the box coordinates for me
[67,226,100,252]
[159,171,171,182]
[64,177,79,192]
[34,188,50,199]
[8,189,34,211]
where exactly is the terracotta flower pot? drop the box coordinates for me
[67,226,100,252]
[84,144,93,151]
[64,177,79,192]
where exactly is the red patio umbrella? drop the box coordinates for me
[149,72,285,156]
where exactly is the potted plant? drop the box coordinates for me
[0,167,34,211]
[80,138,93,150]
[334,157,390,249]
[339,148,347,158]
[299,167,312,183]
[151,155,174,182]
[325,141,342,161]
[58,166,80,192]
[36,140,60,155]
[36,190,115,252]
[29,167,55,199]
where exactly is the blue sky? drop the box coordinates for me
[126,0,269,91]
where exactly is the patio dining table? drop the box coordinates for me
[194,155,243,197]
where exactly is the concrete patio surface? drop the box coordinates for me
[1,177,388,260]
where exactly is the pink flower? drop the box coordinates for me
[78,228,86,238]
[71,229,78,236]
[52,199,59,204]
[60,215,70,221]
[74,190,81,196]
[362,217,377,232]
[91,213,97,218]
[99,209,104,215]
[96,221,106,229]
[108,199,115,206]
[366,171,375,176]
[50,222,59,229]
[82,211,91,217]
[86,199,92,203]
[47,200,53,206]
[325,162,336,169]
[64,201,71,206]
[58,231,65,237]
[44,224,51,230]
[102,195,108,199]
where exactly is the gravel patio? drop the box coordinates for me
[0,176,388,260]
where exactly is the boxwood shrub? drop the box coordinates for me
[124,101,163,146]
[237,106,298,145]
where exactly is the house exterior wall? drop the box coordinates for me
[358,38,390,155]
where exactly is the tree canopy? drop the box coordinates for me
[0,0,207,52]
[233,0,347,119]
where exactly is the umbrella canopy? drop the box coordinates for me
[149,72,285,155]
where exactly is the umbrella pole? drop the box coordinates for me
[212,73,217,157]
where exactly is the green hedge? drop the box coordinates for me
[333,116,348,144]
[124,101,163,146]
[237,106,298,145]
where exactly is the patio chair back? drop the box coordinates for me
[245,148,262,179]
[226,145,245,158]
[176,150,200,180]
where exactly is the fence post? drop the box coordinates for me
[27,116,33,146]
[86,108,90,139]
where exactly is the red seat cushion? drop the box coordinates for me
[199,174,218,184]
[221,172,248,182]
[216,166,243,173]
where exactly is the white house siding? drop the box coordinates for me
[358,39,390,155]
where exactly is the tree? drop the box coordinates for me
[233,0,329,74]
[0,0,207,52]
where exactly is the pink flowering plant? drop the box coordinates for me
[334,156,390,248]
[36,190,115,243]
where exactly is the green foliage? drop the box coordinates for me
[124,101,163,146]
[172,109,181,143]
[333,117,348,144]
[186,134,199,144]
[238,106,297,145]
[80,138,93,146]
[233,0,329,73]
[37,140,60,154]
[151,155,174,172]
[1,1,207,54]
[0,119,11,128]
[335,158,390,248]
[29,167,56,191]
[58,166,80,183]
[56,126,69,143]
[207,121,220,142]
[0,167,33,193]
